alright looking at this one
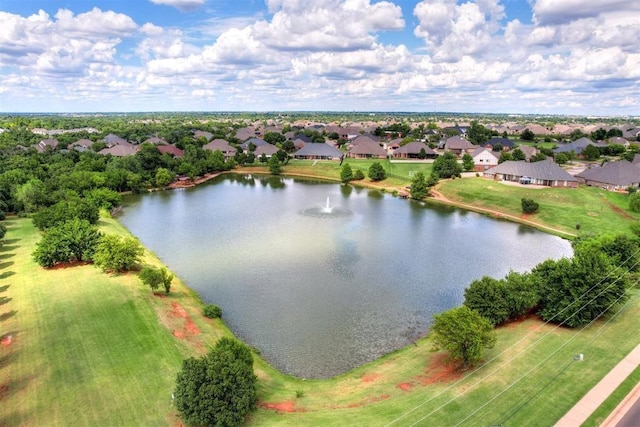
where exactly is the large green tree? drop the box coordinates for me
[174,337,258,427]
[432,152,462,179]
[534,247,629,327]
[32,218,101,268]
[409,171,429,200]
[431,306,496,368]
[462,153,474,171]
[340,163,354,183]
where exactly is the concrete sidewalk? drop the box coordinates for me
[555,343,640,426]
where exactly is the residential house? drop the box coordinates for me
[576,161,640,191]
[347,136,386,159]
[71,139,94,152]
[607,136,629,147]
[393,141,437,159]
[157,145,184,158]
[384,138,403,155]
[293,142,343,160]
[484,160,579,188]
[485,137,515,150]
[98,143,139,157]
[193,130,213,142]
[235,127,259,141]
[254,144,279,158]
[518,145,537,161]
[203,139,237,159]
[442,136,476,156]
[553,137,607,155]
[241,137,268,151]
[471,147,499,171]
[35,138,59,153]
[103,134,128,147]
[143,137,167,145]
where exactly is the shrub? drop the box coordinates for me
[174,338,257,426]
[139,265,174,294]
[368,162,387,181]
[630,192,640,213]
[340,163,354,183]
[203,304,222,319]
[353,169,365,180]
[521,198,539,214]
[93,234,144,273]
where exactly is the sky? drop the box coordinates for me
[0,0,638,115]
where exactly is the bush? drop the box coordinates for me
[139,265,174,294]
[630,192,640,213]
[93,234,144,273]
[521,198,539,214]
[368,162,387,181]
[353,169,365,180]
[203,304,222,319]
[174,338,257,426]
[340,163,353,183]
[32,218,101,268]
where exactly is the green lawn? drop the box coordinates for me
[436,177,640,236]
[2,215,640,426]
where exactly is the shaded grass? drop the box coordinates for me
[436,177,640,236]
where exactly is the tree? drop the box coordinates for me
[430,306,497,368]
[409,172,429,200]
[368,162,387,181]
[93,234,144,273]
[155,167,175,187]
[268,155,281,175]
[139,265,174,294]
[498,151,512,164]
[467,121,491,145]
[432,152,462,178]
[534,248,629,327]
[462,153,475,171]
[32,198,100,231]
[32,218,101,268]
[511,148,526,161]
[15,178,48,213]
[521,129,535,141]
[174,337,258,427]
[340,163,354,183]
[263,131,285,145]
[554,152,569,164]
[521,198,539,214]
[582,144,600,161]
[464,276,510,326]
[630,192,640,213]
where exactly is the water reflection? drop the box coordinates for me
[119,175,573,378]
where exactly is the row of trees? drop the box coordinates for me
[434,233,637,368]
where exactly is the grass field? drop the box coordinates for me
[435,177,640,236]
[2,215,640,426]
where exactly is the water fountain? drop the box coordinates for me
[299,196,351,218]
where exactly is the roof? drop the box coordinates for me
[395,141,436,155]
[72,138,93,148]
[576,161,640,186]
[348,138,387,156]
[143,137,167,145]
[35,138,59,153]
[444,136,475,150]
[633,154,640,165]
[554,137,607,154]
[294,142,343,158]
[485,160,578,182]
[98,144,139,156]
[241,137,268,149]
[518,145,537,159]
[203,139,237,153]
[103,134,128,146]
[486,137,515,148]
[350,134,379,146]
[194,130,213,141]
[157,145,184,157]
[254,144,279,156]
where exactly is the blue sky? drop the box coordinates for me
[0,0,638,115]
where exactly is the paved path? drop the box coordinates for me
[554,343,640,427]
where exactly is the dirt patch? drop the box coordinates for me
[397,382,414,391]
[361,373,381,383]
[260,401,297,413]
[415,353,461,385]
[185,319,200,335]
[607,201,635,220]
[46,260,90,270]
[0,334,13,346]
[170,302,189,318]
[172,330,185,339]
[0,384,9,401]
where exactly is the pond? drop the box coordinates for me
[118,174,573,378]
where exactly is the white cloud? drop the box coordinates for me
[149,0,205,12]
[54,7,137,36]
[532,0,639,25]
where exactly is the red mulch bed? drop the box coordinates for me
[260,401,297,413]
[0,334,12,347]
[361,373,381,383]
[415,353,461,385]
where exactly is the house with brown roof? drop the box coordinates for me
[393,141,437,159]
[35,138,59,153]
[518,145,538,161]
[157,145,184,158]
[98,143,139,157]
[194,130,213,141]
[203,139,237,159]
[103,134,128,147]
[471,147,499,171]
[347,136,386,159]
[143,137,167,145]
[575,160,640,191]
[443,136,476,156]
[71,139,94,152]
[484,160,578,188]
[254,144,279,158]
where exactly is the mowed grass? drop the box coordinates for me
[2,214,640,426]
[436,177,640,236]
